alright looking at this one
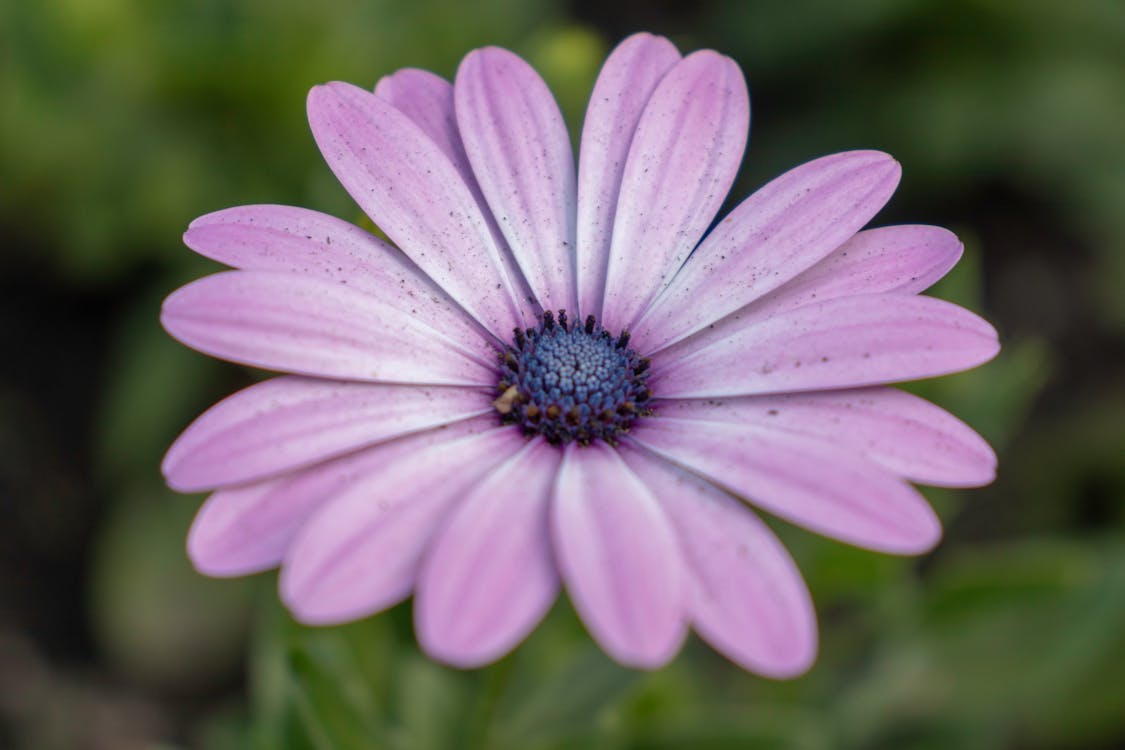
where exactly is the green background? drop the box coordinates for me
[2,0,1123,748]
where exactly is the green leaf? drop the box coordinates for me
[493,646,638,749]
[284,617,404,750]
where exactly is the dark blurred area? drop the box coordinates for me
[1,1,1123,748]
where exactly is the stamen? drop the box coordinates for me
[495,310,654,445]
[492,385,521,415]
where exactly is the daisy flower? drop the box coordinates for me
[161,32,999,677]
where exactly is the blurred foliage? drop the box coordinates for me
[699,0,1125,332]
[1,0,566,281]
[2,0,1124,748]
[207,534,1125,750]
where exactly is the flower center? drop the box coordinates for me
[494,310,652,446]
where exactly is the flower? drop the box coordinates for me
[161,32,999,677]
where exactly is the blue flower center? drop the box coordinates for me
[495,310,652,445]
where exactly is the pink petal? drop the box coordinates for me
[651,293,1000,398]
[373,68,473,182]
[188,478,321,578]
[552,443,686,668]
[307,82,531,338]
[161,270,497,385]
[600,50,749,334]
[188,415,501,577]
[163,376,492,492]
[280,421,522,625]
[620,446,817,678]
[633,151,902,353]
[373,68,530,307]
[773,224,965,300]
[575,32,681,319]
[455,47,578,313]
[415,440,561,668]
[632,418,941,554]
[661,225,964,359]
[654,388,996,488]
[184,205,493,347]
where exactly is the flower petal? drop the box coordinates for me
[184,205,494,346]
[307,82,530,337]
[415,439,561,668]
[552,442,686,668]
[633,151,902,353]
[188,478,321,578]
[654,388,996,488]
[163,376,492,492]
[770,224,965,300]
[280,420,520,625]
[600,50,749,334]
[661,225,964,358]
[188,415,502,577]
[373,68,473,182]
[373,67,540,319]
[576,32,681,319]
[632,418,941,554]
[620,446,817,678]
[651,293,1000,398]
[161,270,497,385]
[455,47,578,313]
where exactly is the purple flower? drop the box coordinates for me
[161,33,999,677]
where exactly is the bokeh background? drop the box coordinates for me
[2,0,1124,748]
